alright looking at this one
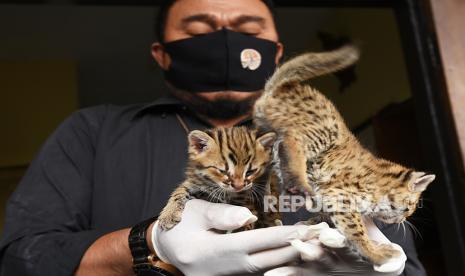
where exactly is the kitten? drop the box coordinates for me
[253,45,435,265]
[158,126,281,231]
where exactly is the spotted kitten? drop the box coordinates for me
[158,126,281,231]
[254,45,435,265]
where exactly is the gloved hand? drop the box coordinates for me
[151,199,328,276]
[265,217,407,276]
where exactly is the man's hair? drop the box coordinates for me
[155,0,276,42]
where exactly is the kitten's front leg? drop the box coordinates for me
[330,211,401,265]
[158,185,191,230]
[263,172,282,227]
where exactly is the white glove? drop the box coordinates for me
[151,199,327,276]
[265,217,407,276]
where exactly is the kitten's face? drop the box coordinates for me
[187,127,276,193]
[377,171,435,223]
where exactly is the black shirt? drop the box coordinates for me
[0,96,426,275]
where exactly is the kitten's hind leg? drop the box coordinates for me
[257,173,282,228]
[330,212,401,265]
[278,136,313,196]
[158,185,191,230]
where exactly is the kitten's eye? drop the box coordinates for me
[390,204,396,210]
[206,166,227,174]
[246,169,257,177]
[217,168,227,174]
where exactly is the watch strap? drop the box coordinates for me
[128,217,182,276]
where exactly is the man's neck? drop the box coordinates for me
[203,113,251,128]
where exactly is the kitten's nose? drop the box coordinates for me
[232,179,244,191]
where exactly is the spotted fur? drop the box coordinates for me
[158,127,281,231]
[254,45,435,265]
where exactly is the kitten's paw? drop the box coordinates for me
[373,243,407,273]
[370,243,402,264]
[304,216,323,226]
[319,227,346,248]
[158,212,182,231]
[242,223,255,231]
[378,243,402,258]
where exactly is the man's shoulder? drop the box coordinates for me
[59,103,146,138]
[74,97,182,123]
[63,98,183,140]
[75,102,139,117]
[72,102,149,124]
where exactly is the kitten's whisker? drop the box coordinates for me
[206,188,215,202]
[210,187,224,203]
[406,220,423,240]
[404,221,413,239]
[251,185,265,207]
[214,188,222,202]
[221,189,227,202]
[253,191,262,203]
[219,190,224,203]
[208,189,218,203]
[254,182,267,190]
[251,189,258,206]
[256,190,263,207]
[213,187,222,202]
[402,222,407,240]
[252,185,267,194]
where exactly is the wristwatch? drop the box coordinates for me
[128,216,182,276]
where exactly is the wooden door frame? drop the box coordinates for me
[393,1,465,275]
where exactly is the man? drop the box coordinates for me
[0,0,426,275]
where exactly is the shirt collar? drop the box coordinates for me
[131,95,253,127]
[131,95,184,119]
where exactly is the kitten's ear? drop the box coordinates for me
[409,172,435,192]
[257,132,277,150]
[188,130,215,154]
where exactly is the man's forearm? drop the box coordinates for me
[75,228,134,276]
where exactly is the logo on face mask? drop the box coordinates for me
[240,49,261,70]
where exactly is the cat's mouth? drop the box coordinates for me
[220,183,253,193]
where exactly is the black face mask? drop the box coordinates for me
[163,28,278,93]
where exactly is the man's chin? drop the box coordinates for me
[195,90,263,101]
[170,87,262,120]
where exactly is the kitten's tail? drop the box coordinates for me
[264,44,360,92]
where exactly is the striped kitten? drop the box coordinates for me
[254,45,435,265]
[158,126,280,231]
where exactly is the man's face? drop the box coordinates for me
[152,0,283,120]
[162,0,279,43]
